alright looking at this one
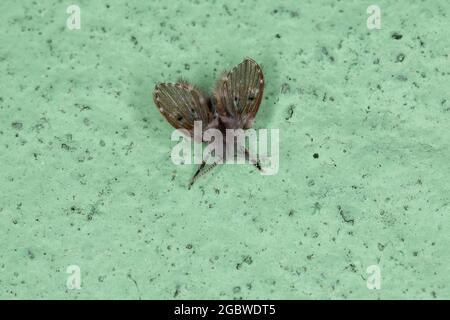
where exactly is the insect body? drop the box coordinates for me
[153,58,264,188]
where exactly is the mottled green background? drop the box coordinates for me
[0,0,449,299]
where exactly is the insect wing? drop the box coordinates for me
[153,82,213,133]
[214,58,264,124]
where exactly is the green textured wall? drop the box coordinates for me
[0,0,449,299]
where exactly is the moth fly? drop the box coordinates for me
[153,57,265,189]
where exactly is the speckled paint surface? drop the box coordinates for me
[0,0,449,299]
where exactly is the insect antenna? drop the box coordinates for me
[188,161,218,189]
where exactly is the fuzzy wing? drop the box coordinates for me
[214,58,264,125]
[153,82,214,132]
